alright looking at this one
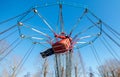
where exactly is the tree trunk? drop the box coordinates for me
[75,66,78,77]
[61,67,64,77]
[111,71,115,77]
[66,51,72,77]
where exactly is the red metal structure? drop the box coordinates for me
[40,33,73,58]
[52,34,72,53]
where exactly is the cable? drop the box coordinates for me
[59,4,64,33]
[88,9,120,36]
[35,2,58,8]
[0,29,17,42]
[77,42,90,48]
[17,14,36,36]
[55,6,60,34]
[90,44,106,75]
[92,44,103,64]
[13,44,35,77]
[0,10,32,25]
[0,38,19,55]
[69,8,88,36]
[0,39,22,61]
[77,33,99,41]
[90,44,105,77]
[77,48,86,77]
[62,1,87,9]
[0,25,16,35]
[22,14,35,22]
[23,24,51,39]
[35,10,56,35]
[73,25,95,40]
[102,36,120,59]
[90,44,102,65]
[75,33,100,49]
[56,3,64,77]
[17,9,32,22]
[86,16,120,48]
[105,26,120,41]
[99,37,120,64]
[35,1,87,9]
[0,9,32,35]
[103,22,120,36]
[102,30,120,47]
[0,9,32,36]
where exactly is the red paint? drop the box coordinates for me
[52,34,72,53]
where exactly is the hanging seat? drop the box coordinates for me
[52,38,71,53]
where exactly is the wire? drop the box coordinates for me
[17,25,22,36]
[86,16,120,48]
[17,14,36,36]
[54,15,65,55]
[92,15,120,41]
[17,9,32,22]
[99,36,120,64]
[35,1,87,9]
[0,25,16,35]
[69,8,88,36]
[78,33,99,40]
[0,10,32,25]
[35,2,58,8]
[0,11,33,35]
[0,38,19,55]
[74,33,100,49]
[0,39,22,61]
[36,11,56,35]
[17,7,34,36]
[62,1,87,9]
[75,35,100,49]
[59,4,64,33]
[22,14,35,22]
[88,9,120,36]
[90,44,107,76]
[107,29,120,41]
[73,25,95,40]
[55,6,60,34]
[103,24,120,41]
[90,44,102,71]
[102,36,120,59]
[75,33,99,47]
[13,44,35,77]
[103,22,120,36]
[76,42,90,48]
[0,29,17,42]
[77,48,86,77]
[23,24,51,39]
[102,30,120,47]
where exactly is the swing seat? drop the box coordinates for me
[52,38,71,53]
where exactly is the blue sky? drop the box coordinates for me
[0,0,120,77]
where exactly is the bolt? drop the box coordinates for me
[18,22,23,26]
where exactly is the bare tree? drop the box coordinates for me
[74,65,78,77]
[24,72,31,77]
[33,55,50,77]
[1,68,9,77]
[1,55,22,77]
[98,59,120,77]
[33,71,41,77]
[0,40,9,55]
